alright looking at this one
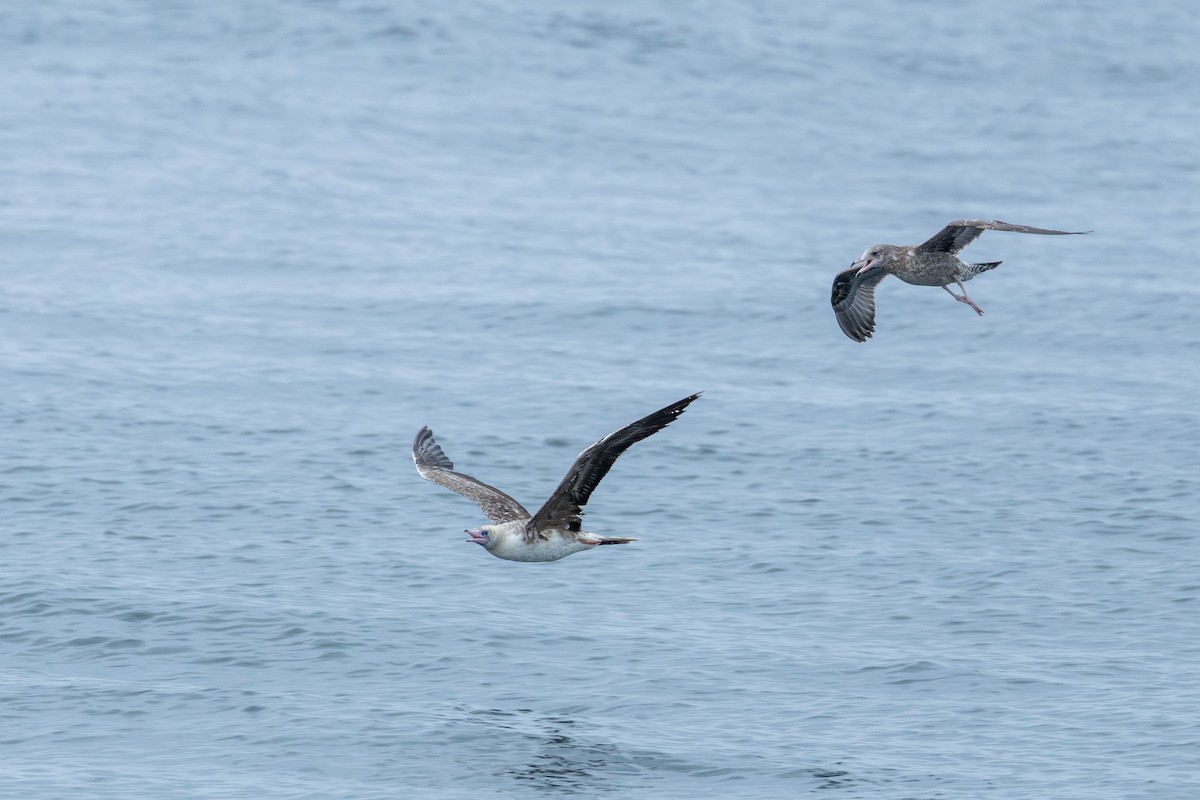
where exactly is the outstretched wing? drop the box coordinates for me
[918,220,1089,255]
[831,264,889,342]
[412,427,532,524]
[529,393,700,533]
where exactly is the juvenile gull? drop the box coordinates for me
[413,393,699,562]
[831,219,1089,342]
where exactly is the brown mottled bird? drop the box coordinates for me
[831,220,1089,342]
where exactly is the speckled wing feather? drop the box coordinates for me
[917,220,1088,255]
[413,427,532,524]
[831,264,888,342]
[529,393,700,534]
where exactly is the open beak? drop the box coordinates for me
[853,257,874,276]
[465,529,490,544]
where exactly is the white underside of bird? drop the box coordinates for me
[467,522,630,562]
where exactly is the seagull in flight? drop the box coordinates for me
[831,219,1089,342]
[413,393,699,562]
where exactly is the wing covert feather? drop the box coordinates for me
[412,427,531,524]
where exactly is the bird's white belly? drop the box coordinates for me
[489,530,594,562]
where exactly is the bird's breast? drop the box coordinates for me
[488,529,593,562]
[894,252,962,286]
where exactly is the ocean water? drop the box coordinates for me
[2,1,1198,797]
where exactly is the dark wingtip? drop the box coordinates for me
[637,393,699,432]
[413,425,433,448]
[413,426,454,470]
[619,392,701,445]
[663,392,702,417]
[835,312,873,343]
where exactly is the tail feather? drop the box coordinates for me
[596,536,639,546]
[961,260,1002,280]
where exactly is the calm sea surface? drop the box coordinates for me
[2,1,1198,798]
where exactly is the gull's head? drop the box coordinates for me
[852,246,888,275]
[465,526,493,547]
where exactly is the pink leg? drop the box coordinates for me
[942,282,984,315]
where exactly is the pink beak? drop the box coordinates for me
[853,258,874,276]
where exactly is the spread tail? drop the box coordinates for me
[962,260,1002,280]
[596,536,638,546]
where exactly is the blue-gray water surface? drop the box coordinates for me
[2,1,1198,798]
